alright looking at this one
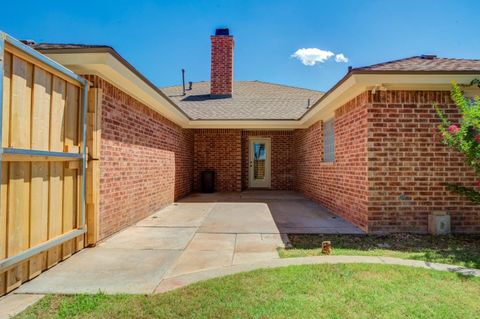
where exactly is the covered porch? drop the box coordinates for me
[180,190,363,234]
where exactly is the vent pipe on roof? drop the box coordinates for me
[182,69,186,95]
[21,39,36,46]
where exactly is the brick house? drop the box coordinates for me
[32,28,480,237]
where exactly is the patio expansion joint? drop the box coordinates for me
[132,225,200,229]
[231,234,238,266]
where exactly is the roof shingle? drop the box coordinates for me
[354,55,480,72]
[161,81,323,120]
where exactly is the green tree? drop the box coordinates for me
[435,82,480,203]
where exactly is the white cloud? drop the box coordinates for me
[335,53,349,63]
[291,48,334,66]
[291,48,350,66]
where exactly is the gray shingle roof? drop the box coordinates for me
[26,41,479,121]
[354,55,480,72]
[161,81,323,120]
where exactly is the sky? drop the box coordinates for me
[1,0,479,91]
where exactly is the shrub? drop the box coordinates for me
[435,82,480,203]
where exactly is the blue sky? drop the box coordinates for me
[1,0,478,91]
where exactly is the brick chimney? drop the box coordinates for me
[210,28,234,98]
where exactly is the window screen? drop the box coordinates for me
[323,119,335,162]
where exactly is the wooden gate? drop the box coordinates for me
[0,32,89,295]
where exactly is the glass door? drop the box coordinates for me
[248,138,271,188]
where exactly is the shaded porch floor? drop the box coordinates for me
[180,190,363,234]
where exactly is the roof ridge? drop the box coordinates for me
[246,80,324,93]
[160,80,324,93]
[433,56,480,62]
[160,80,209,90]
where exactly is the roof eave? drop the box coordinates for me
[36,47,193,125]
[298,70,480,127]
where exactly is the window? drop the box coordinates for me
[323,119,335,162]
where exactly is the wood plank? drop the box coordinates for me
[62,83,79,258]
[7,162,31,255]
[0,163,7,294]
[0,55,11,291]
[87,88,102,159]
[0,272,6,296]
[5,44,83,87]
[86,160,100,245]
[7,58,32,290]
[47,76,66,267]
[2,51,12,148]
[77,82,85,251]
[6,261,28,292]
[50,76,66,152]
[10,56,32,148]
[85,89,101,246]
[7,57,32,266]
[47,162,63,267]
[29,66,52,277]
[1,54,12,287]
[31,67,51,151]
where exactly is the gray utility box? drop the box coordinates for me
[428,211,451,235]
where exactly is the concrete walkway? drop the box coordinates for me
[15,191,362,294]
[155,255,480,293]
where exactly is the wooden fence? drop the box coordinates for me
[0,34,90,295]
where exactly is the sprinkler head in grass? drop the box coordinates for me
[321,241,332,255]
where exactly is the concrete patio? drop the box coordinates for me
[15,191,362,294]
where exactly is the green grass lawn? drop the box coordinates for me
[16,264,480,319]
[279,234,480,268]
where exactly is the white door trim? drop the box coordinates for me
[248,138,271,188]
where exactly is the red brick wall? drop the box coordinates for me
[193,129,242,192]
[90,76,193,240]
[294,90,479,233]
[367,90,479,233]
[294,92,370,230]
[242,131,294,190]
[210,35,234,96]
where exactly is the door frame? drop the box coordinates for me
[248,137,271,188]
